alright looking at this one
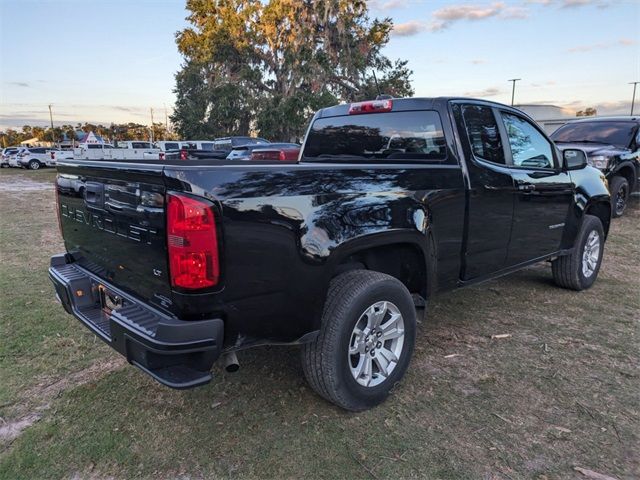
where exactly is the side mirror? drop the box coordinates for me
[562,148,588,170]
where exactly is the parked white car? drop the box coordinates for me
[17,147,56,169]
[8,149,23,167]
[1,147,19,167]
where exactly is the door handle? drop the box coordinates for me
[518,183,536,192]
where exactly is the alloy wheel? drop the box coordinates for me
[348,301,405,387]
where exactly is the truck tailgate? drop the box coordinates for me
[56,161,172,310]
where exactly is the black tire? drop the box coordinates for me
[28,160,41,170]
[551,215,604,291]
[609,175,629,218]
[301,270,416,411]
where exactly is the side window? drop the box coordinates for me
[501,113,554,169]
[461,104,505,164]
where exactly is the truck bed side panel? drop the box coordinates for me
[164,163,465,343]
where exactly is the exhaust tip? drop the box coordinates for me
[222,351,240,373]
[225,363,240,373]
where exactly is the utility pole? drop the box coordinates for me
[164,103,169,140]
[630,82,639,116]
[150,107,154,143]
[508,79,521,106]
[48,104,55,144]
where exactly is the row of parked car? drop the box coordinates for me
[0,136,302,169]
[0,146,60,170]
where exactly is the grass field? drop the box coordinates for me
[0,167,638,479]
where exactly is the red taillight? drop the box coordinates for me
[50,152,55,159]
[348,99,393,115]
[180,149,188,161]
[167,193,219,289]
[251,148,299,161]
[251,150,280,161]
[159,152,165,161]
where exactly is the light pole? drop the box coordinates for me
[48,104,55,144]
[150,107,155,143]
[508,78,521,106]
[630,82,639,116]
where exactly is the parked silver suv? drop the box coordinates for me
[17,147,55,170]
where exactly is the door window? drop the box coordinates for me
[461,105,505,164]
[501,113,555,169]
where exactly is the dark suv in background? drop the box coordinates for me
[551,116,640,217]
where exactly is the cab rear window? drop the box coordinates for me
[303,110,447,161]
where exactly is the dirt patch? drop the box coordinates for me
[0,413,41,445]
[0,358,125,448]
[0,175,54,193]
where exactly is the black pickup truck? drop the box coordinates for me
[551,116,640,218]
[50,97,611,411]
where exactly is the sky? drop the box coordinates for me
[0,0,639,130]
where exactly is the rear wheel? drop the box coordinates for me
[28,160,41,170]
[551,214,604,291]
[610,176,629,218]
[301,270,416,411]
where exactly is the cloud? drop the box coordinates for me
[393,21,426,37]
[567,38,636,52]
[433,2,505,22]
[6,82,31,88]
[527,0,611,8]
[501,6,529,18]
[471,59,488,64]
[380,0,408,9]
[560,0,597,7]
[111,106,136,112]
[392,2,529,36]
[368,0,408,10]
[464,87,503,97]
[530,80,557,87]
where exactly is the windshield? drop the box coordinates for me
[551,121,636,149]
[303,110,447,161]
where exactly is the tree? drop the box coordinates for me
[171,0,413,141]
[576,107,597,117]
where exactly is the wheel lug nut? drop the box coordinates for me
[376,332,382,337]
[365,347,369,353]
[370,350,375,356]
[376,342,381,348]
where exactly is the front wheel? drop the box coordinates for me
[609,176,629,218]
[552,214,604,291]
[28,160,41,170]
[301,270,416,411]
